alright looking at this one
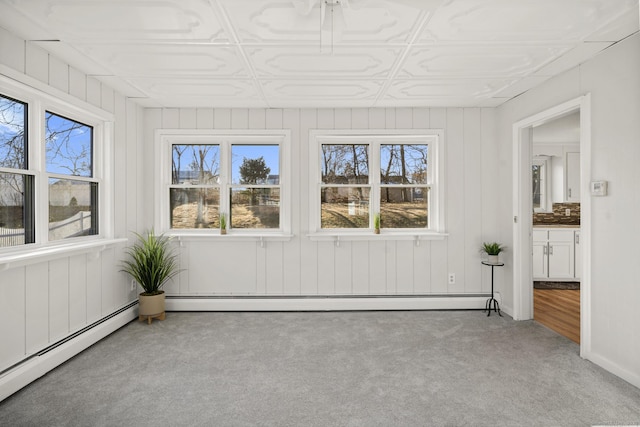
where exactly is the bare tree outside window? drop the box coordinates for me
[0,95,32,246]
[170,144,220,229]
[320,144,370,228]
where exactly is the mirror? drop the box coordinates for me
[532,112,580,211]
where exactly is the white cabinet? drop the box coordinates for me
[532,228,577,280]
[574,231,581,280]
[565,152,580,202]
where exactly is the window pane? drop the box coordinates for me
[0,173,34,246]
[231,187,279,229]
[380,144,428,184]
[172,144,220,185]
[170,188,220,229]
[45,112,93,177]
[49,178,98,240]
[532,163,543,210]
[321,144,369,184]
[380,187,428,228]
[0,95,27,170]
[232,145,279,185]
[321,187,369,228]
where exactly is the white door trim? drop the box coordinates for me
[512,95,591,358]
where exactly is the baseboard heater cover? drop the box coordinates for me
[0,302,138,402]
[166,294,499,312]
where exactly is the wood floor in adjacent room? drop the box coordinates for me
[534,288,580,343]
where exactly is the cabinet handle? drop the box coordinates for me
[576,234,580,244]
[549,245,553,255]
[568,188,572,198]
[543,245,547,255]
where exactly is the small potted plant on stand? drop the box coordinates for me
[481,242,505,264]
[121,229,181,324]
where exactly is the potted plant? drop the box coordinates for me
[373,213,381,234]
[482,242,505,264]
[121,229,181,324]
[220,212,227,235]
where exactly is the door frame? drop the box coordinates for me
[512,95,591,358]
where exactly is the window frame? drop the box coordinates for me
[0,73,113,255]
[309,129,446,240]
[155,129,291,237]
[532,156,551,213]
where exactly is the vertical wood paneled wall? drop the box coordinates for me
[0,29,141,372]
[145,107,502,297]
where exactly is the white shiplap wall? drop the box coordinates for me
[0,29,142,377]
[145,107,501,299]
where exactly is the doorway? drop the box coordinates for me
[531,112,581,343]
[512,95,591,357]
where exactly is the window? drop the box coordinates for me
[46,112,98,240]
[311,130,444,235]
[0,76,111,250]
[0,94,34,247]
[158,131,289,234]
[532,156,549,213]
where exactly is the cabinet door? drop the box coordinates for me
[574,231,581,279]
[532,242,547,279]
[566,152,580,202]
[548,230,575,279]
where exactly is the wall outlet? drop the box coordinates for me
[448,273,455,285]
[565,208,571,216]
[130,279,136,291]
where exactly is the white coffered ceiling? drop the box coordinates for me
[0,0,638,108]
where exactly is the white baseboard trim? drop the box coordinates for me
[586,352,640,390]
[0,305,137,402]
[166,295,492,312]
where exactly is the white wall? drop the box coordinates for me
[144,107,503,300]
[0,27,142,377]
[496,33,640,387]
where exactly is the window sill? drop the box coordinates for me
[0,238,128,272]
[307,231,448,243]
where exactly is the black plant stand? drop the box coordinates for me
[482,261,504,317]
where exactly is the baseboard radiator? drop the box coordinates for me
[0,303,138,402]
[166,293,499,312]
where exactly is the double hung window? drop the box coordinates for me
[159,131,289,234]
[0,77,110,250]
[312,130,444,235]
[0,94,34,246]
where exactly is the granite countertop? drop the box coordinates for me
[533,224,580,228]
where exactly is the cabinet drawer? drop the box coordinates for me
[548,230,574,242]
[533,230,548,241]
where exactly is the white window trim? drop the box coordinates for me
[308,129,446,240]
[155,129,292,239]
[0,72,115,258]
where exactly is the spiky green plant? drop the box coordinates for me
[121,230,181,295]
[220,212,227,230]
[481,242,505,256]
[373,213,381,230]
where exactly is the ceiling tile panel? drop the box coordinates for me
[421,0,637,42]
[260,80,383,104]
[74,44,249,77]
[247,46,400,78]
[398,45,571,78]
[123,77,264,106]
[10,0,227,42]
[384,78,516,101]
[221,0,427,43]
